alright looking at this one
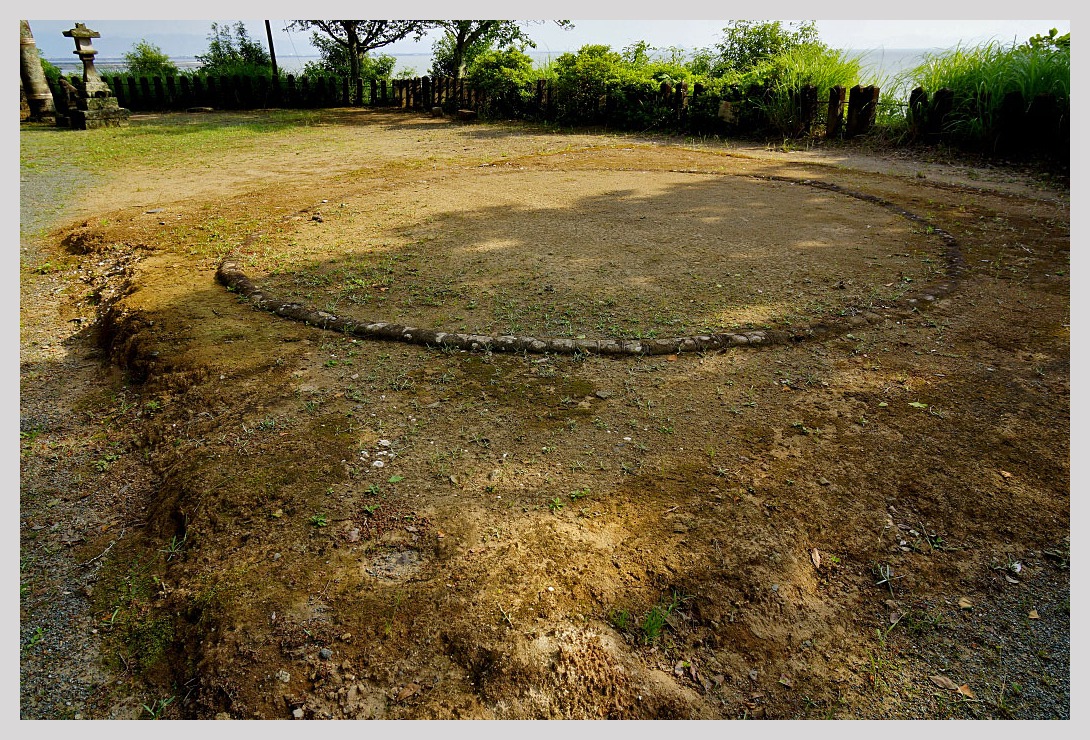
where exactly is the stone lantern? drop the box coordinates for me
[56,22,130,129]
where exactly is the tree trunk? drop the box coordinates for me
[345,23,361,84]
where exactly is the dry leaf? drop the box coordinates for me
[810,548,822,570]
[1029,609,1040,619]
[958,597,973,609]
[890,611,904,625]
[1000,470,1013,479]
[930,675,959,691]
[396,683,421,702]
[778,675,793,689]
[666,355,678,362]
[1005,575,1020,584]
[957,684,976,699]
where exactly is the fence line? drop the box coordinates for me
[43,71,1068,157]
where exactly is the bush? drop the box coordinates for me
[904,40,1070,146]
[464,46,537,116]
[38,52,62,90]
[744,43,864,135]
[553,44,636,122]
[701,21,821,80]
[123,39,179,78]
[301,30,396,83]
[196,21,272,77]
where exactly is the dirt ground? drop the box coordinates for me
[19,109,1070,720]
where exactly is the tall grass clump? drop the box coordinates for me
[743,43,864,135]
[906,40,1069,145]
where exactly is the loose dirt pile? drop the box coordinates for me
[20,110,1069,720]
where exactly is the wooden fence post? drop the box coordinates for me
[862,85,880,133]
[108,75,124,107]
[994,90,1025,154]
[927,88,953,140]
[907,87,928,140]
[675,81,688,125]
[254,75,268,108]
[240,75,255,108]
[179,75,192,109]
[1026,92,1061,157]
[798,84,817,134]
[137,77,151,110]
[826,86,845,138]
[285,75,296,107]
[165,76,177,108]
[846,85,880,137]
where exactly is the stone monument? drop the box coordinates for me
[56,22,130,129]
[20,20,56,121]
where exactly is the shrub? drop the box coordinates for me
[464,46,537,117]
[700,21,821,80]
[196,21,272,77]
[301,31,396,83]
[123,39,179,78]
[553,44,636,122]
[745,43,864,135]
[38,52,62,90]
[904,40,1070,146]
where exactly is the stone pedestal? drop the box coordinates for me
[56,23,129,129]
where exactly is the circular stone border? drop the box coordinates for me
[216,171,962,357]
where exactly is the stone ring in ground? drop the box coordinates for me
[216,170,962,356]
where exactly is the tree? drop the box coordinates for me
[123,39,179,77]
[1022,27,1070,52]
[196,21,271,75]
[302,42,396,83]
[704,21,822,78]
[464,46,537,115]
[288,21,426,82]
[427,21,572,79]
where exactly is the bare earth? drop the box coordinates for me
[19,109,1069,720]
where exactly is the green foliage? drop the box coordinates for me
[293,19,417,81]
[549,42,704,126]
[1022,28,1069,52]
[196,21,271,76]
[129,616,175,669]
[553,44,632,120]
[702,21,822,79]
[465,46,537,115]
[38,52,62,90]
[141,695,175,720]
[746,43,864,135]
[430,27,498,78]
[303,41,395,82]
[903,39,1070,145]
[428,20,569,79]
[123,39,179,78]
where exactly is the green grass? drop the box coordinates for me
[748,44,866,136]
[899,41,1069,145]
[20,110,345,174]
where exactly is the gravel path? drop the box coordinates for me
[20,122,150,720]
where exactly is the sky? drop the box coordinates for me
[25,3,1074,60]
